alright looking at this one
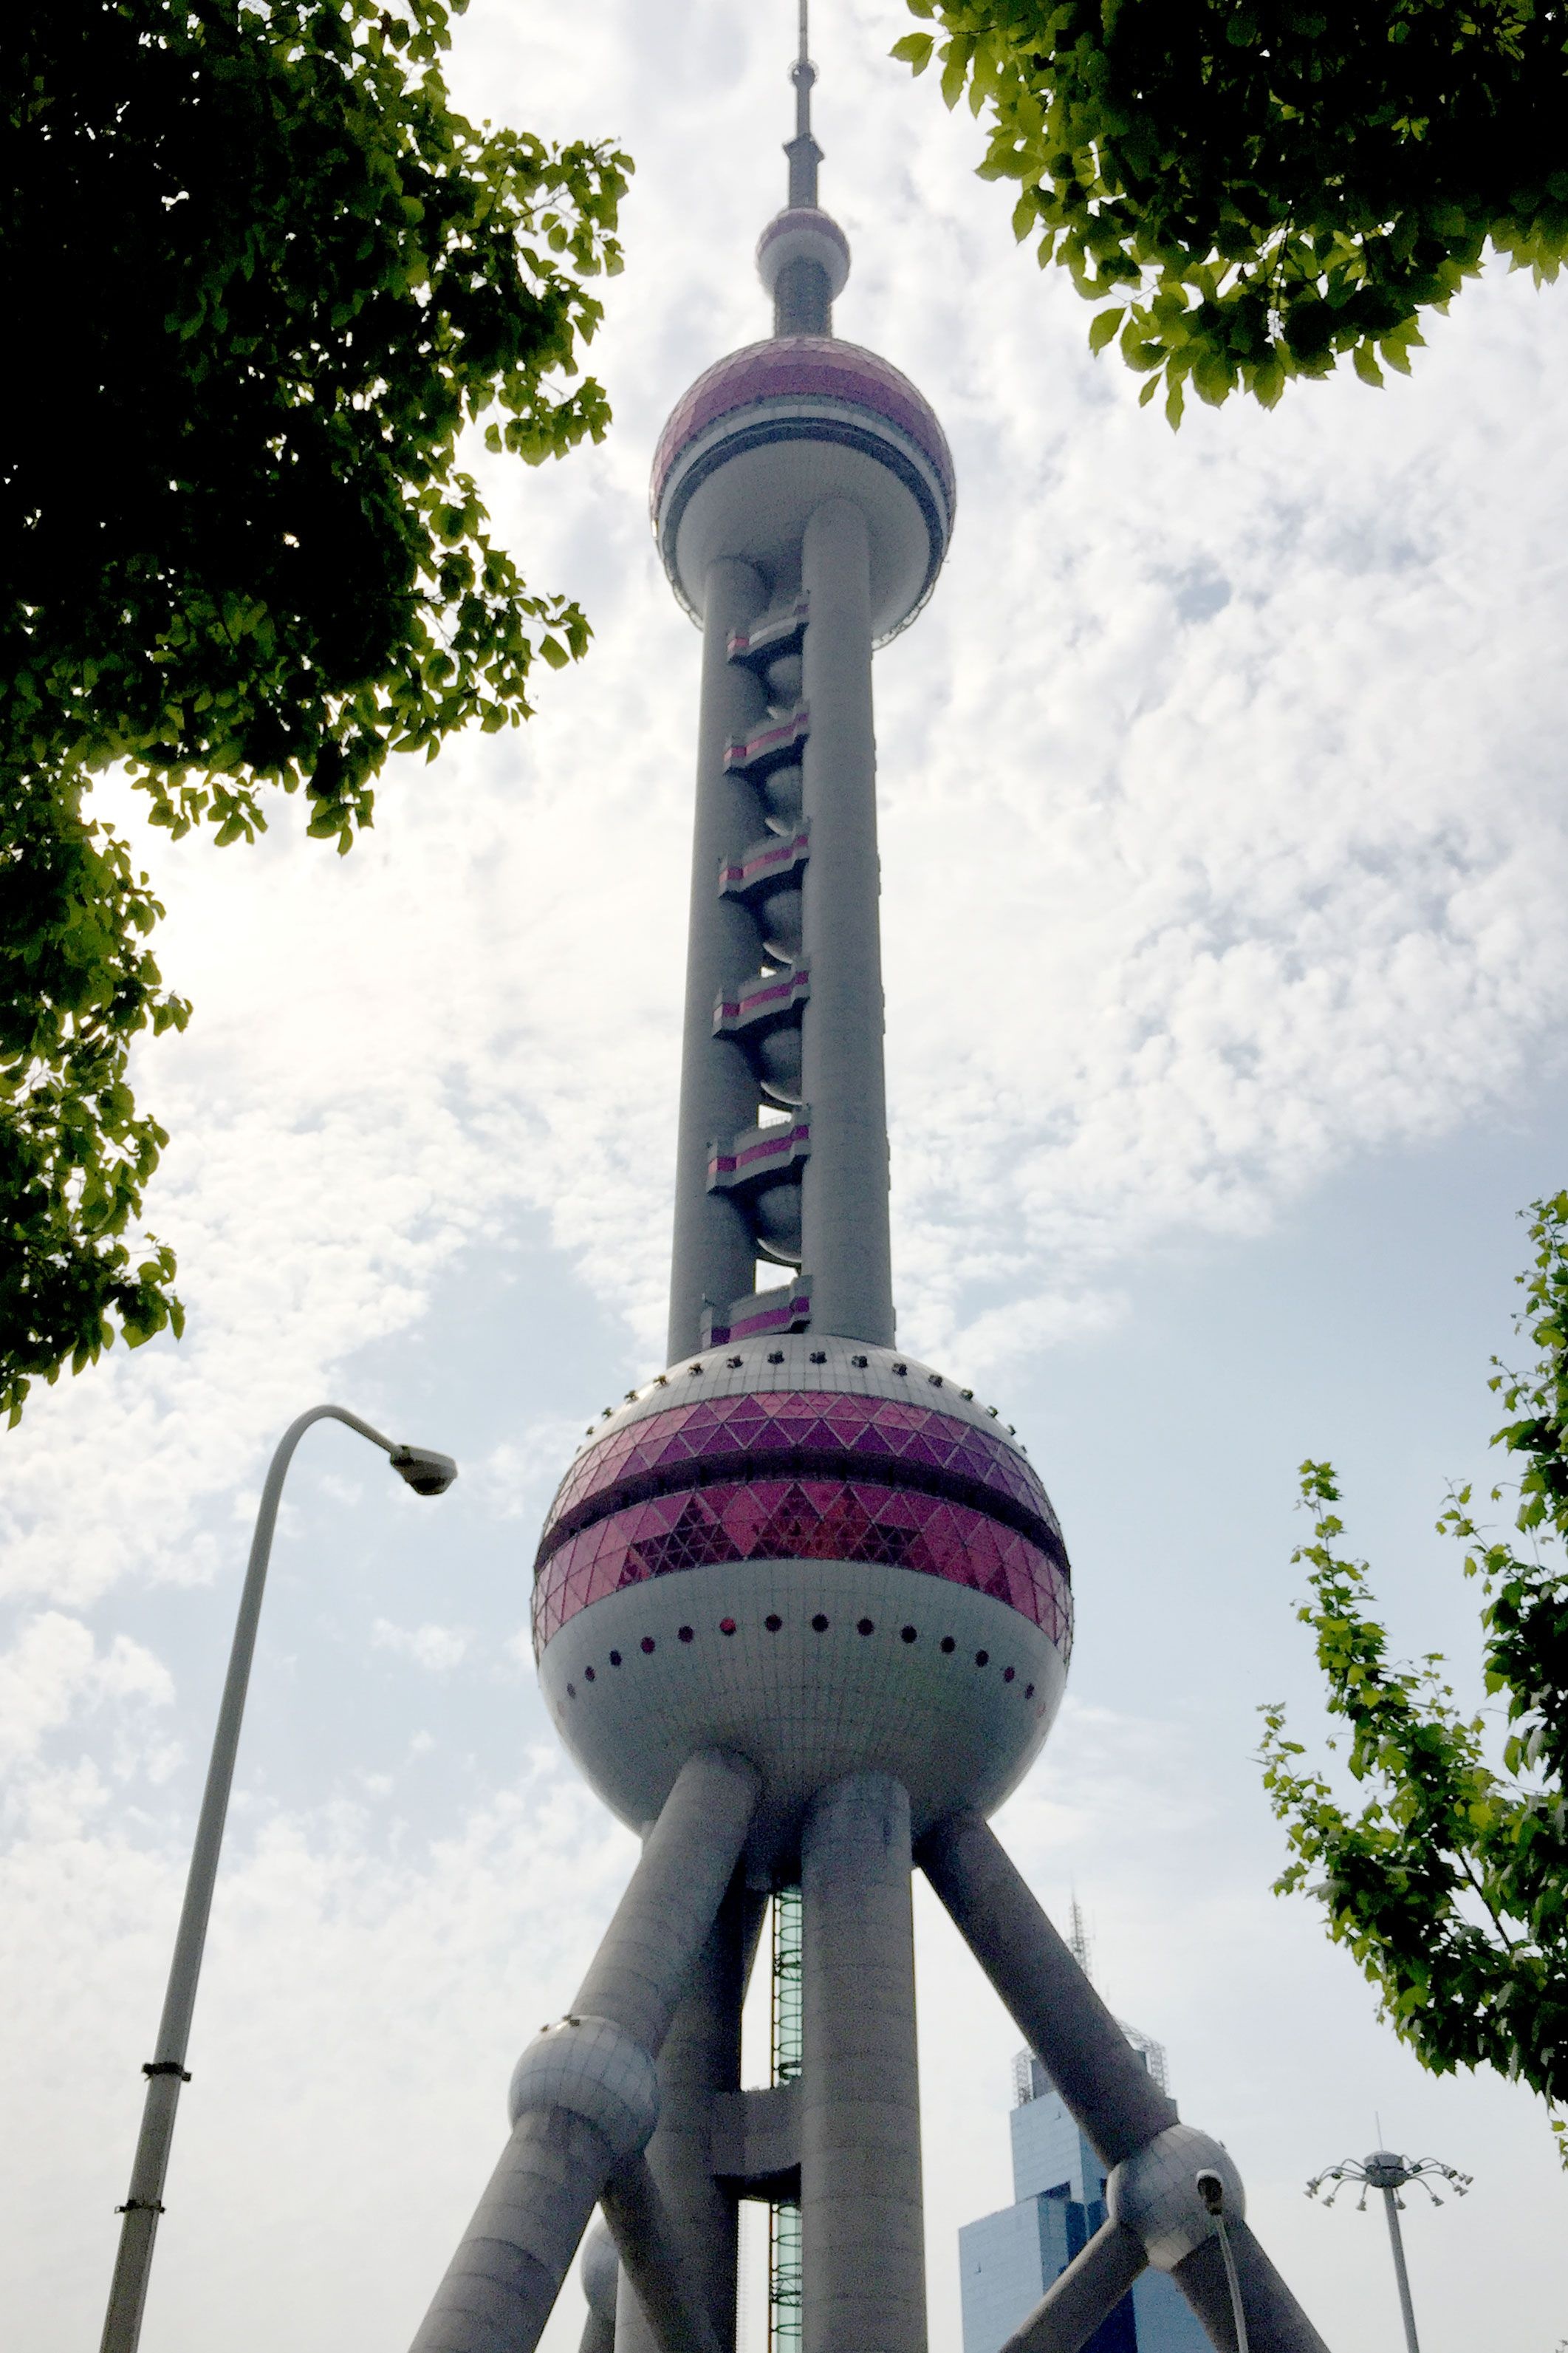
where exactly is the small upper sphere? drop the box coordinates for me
[756,207,852,302]
[650,338,956,645]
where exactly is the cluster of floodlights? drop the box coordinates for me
[1307,2147,1472,2353]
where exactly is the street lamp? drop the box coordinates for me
[98,1403,458,2353]
[1306,2146,1471,2353]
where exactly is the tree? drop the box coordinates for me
[2,0,629,1422]
[891,1,1568,422]
[1260,1195,1568,2165]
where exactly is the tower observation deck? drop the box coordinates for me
[408,20,1335,2353]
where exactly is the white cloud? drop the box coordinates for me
[372,1619,471,1673]
[0,1614,173,1775]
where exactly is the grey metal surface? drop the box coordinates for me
[918,1811,1177,2164]
[602,2153,726,2353]
[1108,2128,1245,2272]
[100,1402,445,2353]
[800,1774,926,2353]
[1380,2189,1420,2353]
[410,1751,760,2353]
[798,499,894,1347]
[668,558,769,1362]
[998,2218,1146,2353]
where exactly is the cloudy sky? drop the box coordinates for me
[5,3,1567,2348]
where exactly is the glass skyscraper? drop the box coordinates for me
[959,2048,1211,2353]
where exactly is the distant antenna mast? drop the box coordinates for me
[787,0,821,208]
[1067,1894,1093,1979]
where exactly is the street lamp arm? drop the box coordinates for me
[147,1404,393,2065]
[100,1403,454,2353]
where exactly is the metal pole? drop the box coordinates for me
[1381,2186,1421,2353]
[98,1403,417,2353]
[1213,2213,1250,2353]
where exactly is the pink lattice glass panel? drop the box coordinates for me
[541,1393,1062,1554]
[533,1475,1072,1659]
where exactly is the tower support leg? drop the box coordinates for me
[613,1885,758,2353]
[799,1774,926,2353]
[920,1812,1332,2353]
[408,1749,760,2353]
[998,2219,1146,2353]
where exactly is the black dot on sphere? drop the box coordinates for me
[975,1650,989,1667]
[584,1666,596,1682]
[609,1650,623,1667]
[678,1625,694,1644]
[1003,1665,1016,1682]
[857,1617,874,1636]
[641,1636,656,1654]
[765,1613,783,1633]
[900,1625,917,1644]
[720,1617,737,1636]
[812,1613,829,1632]
[1025,1683,1035,1698]
[940,1636,956,1654]
[566,1683,576,1698]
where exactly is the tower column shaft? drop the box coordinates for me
[799,499,894,1348]
[613,1887,753,2353]
[668,559,770,1362]
[799,1774,926,2353]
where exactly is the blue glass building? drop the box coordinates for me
[959,2052,1211,2353]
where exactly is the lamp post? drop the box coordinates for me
[1196,2168,1250,2353]
[1306,2146,1471,2353]
[99,1403,458,2353]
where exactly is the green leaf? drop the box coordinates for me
[891,32,935,71]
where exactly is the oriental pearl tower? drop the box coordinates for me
[410,18,1332,2353]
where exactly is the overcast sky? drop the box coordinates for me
[5,4,1567,2349]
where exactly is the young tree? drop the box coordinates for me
[2,0,629,1421]
[892,1,1568,421]
[1260,1195,1568,2165]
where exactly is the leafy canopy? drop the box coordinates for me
[3,0,629,1422]
[892,1,1568,421]
[1261,1196,1568,2164]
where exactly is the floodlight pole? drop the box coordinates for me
[1306,2145,1471,2353]
[99,1404,457,2353]
[1380,2184,1420,2353]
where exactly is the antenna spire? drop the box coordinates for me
[787,0,821,208]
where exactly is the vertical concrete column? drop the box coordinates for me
[668,559,770,1362]
[799,1775,926,2353]
[798,500,894,1348]
[614,1887,750,2353]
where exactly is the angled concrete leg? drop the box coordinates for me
[920,1813,1331,2353]
[579,2219,619,2353]
[1173,2225,1332,2353]
[409,1749,760,2353]
[613,1881,758,2353]
[801,1774,927,2353]
[1000,2219,1147,2353]
[603,2151,725,2353]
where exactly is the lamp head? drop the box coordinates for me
[389,1444,459,1497]
[1196,2169,1226,2219]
